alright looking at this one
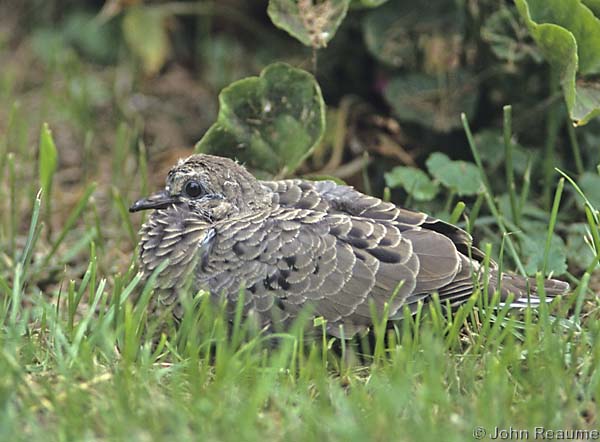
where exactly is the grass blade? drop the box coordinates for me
[38,123,58,232]
[461,113,526,276]
[542,177,564,276]
[42,182,97,267]
[503,105,520,225]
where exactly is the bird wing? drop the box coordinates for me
[206,206,462,337]
[263,179,477,258]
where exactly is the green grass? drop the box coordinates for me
[0,155,599,440]
[0,227,599,441]
[2,15,600,441]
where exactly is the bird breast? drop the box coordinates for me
[139,206,214,290]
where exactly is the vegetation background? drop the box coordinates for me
[0,0,600,440]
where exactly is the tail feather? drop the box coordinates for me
[490,271,570,308]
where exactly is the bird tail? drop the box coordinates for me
[489,271,570,308]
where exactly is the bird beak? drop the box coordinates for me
[129,190,176,212]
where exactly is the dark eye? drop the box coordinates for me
[184,180,204,198]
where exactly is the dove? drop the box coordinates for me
[130,154,569,337]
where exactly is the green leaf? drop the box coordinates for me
[39,123,58,196]
[583,0,600,16]
[363,0,464,69]
[62,12,120,64]
[474,129,532,175]
[384,166,439,201]
[351,0,389,8]
[195,63,326,176]
[518,230,568,276]
[199,34,250,93]
[515,0,600,125]
[267,0,350,48]
[123,6,169,74]
[566,223,599,270]
[362,2,415,68]
[578,171,600,209]
[384,71,477,132]
[481,7,542,64]
[30,29,68,65]
[426,152,481,196]
[43,183,97,266]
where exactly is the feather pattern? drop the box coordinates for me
[133,154,570,338]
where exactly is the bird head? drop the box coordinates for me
[129,154,271,220]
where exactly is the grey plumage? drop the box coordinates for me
[130,154,569,337]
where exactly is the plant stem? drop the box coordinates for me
[542,177,564,276]
[566,118,584,176]
[503,105,520,226]
[542,68,561,209]
[462,113,526,276]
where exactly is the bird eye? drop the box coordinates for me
[184,180,204,198]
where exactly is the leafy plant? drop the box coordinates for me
[122,6,170,75]
[515,0,600,125]
[426,152,481,197]
[384,166,439,201]
[384,71,477,132]
[385,152,480,202]
[195,62,326,176]
[38,123,58,227]
[268,0,351,48]
[38,123,57,199]
[2,2,600,439]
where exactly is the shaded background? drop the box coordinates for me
[1,0,599,292]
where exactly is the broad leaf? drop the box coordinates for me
[578,171,600,209]
[267,0,350,48]
[474,129,531,175]
[583,0,600,16]
[426,152,481,196]
[385,71,477,132]
[384,166,439,201]
[195,63,326,176]
[123,6,169,75]
[481,7,542,64]
[363,0,464,69]
[515,0,600,125]
[63,12,120,64]
[518,229,568,276]
[566,223,599,270]
[351,0,388,8]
